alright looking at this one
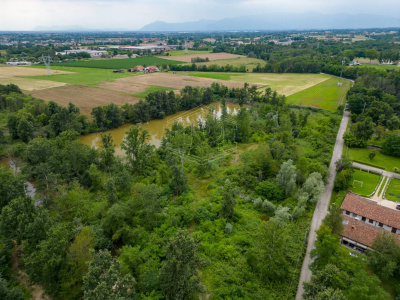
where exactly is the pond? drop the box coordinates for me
[80,102,241,155]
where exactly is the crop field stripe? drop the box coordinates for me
[286,77,351,111]
[51,57,182,69]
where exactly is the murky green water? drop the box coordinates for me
[80,102,240,155]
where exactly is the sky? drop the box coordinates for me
[1,0,400,31]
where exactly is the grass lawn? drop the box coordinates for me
[27,66,138,85]
[163,50,212,56]
[195,57,266,72]
[347,148,400,171]
[189,72,332,96]
[384,179,400,202]
[134,85,175,98]
[286,77,351,111]
[51,57,182,69]
[349,169,381,197]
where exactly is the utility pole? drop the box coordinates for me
[337,57,345,86]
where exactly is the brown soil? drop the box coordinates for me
[113,73,246,90]
[11,246,52,300]
[31,85,140,114]
[99,80,148,94]
[162,53,245,63]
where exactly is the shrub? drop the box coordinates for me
[262,200,276,215]
[225,223,233,234]
[194,207,213,224]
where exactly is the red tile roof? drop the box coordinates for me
[341,194,400,229]
[342,215,400,247]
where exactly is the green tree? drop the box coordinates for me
[277,159,296,196]
[382,133,400,157]
[323,206,344,236]
[310,225,341,272]
[0,166,26,211]
[369,151,376,160]
[346,269,388,300]
[121,126,154,176]
[367,231,400,280]
[99,133,115,171]
[219,180,236,220]
[303,264,348,300]
[83,250,136,300]
[366,49,379,64]
[353,117,374,141]
[0,276,24,300]
[160,230,203,300]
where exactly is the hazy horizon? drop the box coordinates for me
[2,0,400,31]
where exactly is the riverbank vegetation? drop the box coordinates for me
[0,80,343,299]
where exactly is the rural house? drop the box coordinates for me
[340,193,400,253]
[128,65,144,72]
[145,65,160,73]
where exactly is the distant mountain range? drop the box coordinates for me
[139,12,400,31]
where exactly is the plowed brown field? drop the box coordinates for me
[31,85,140,114]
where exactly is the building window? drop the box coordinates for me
[379,222,383,227]
[362,216,366,221]
[369,219,374,224]
[346,211,350,215]
[392,227,397,233]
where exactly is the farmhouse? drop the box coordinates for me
[130,65,145,72]
[145,66,160,73]
[340,193,400,253]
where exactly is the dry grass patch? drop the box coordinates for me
[0,77,67,91]
[31,85,140,114]
[110,73,247,90]
[0,66,72,78]
[99,80,148,94]
[162,53,244,63]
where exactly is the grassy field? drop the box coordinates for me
[357,64,399,71]
[27,66,137,85]
[51,57,182,69]
[385,179,400,202]
[163,50,212,56]
[195,57,266,72]
[347,148,400,171]
[133,85,175,98]
[349,169,381,197]
[286,77,352,111]
[190,72,331,96]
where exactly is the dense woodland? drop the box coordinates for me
[0,80,343,299]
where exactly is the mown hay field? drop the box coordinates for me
[190,72,331,96]
[110,72,247,90]
[0,77,67,91]
[286,77,351,110]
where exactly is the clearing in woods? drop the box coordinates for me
[189,72,331,96]
[31,85,140,114]
[286,77,352,110]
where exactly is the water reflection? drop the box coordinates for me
[80,102,240,155]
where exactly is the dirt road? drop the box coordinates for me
[295,110,350,299]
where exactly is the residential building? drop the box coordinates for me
[340,193,400,253]
[145,65,159,73]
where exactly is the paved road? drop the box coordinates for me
[295,110,350,300]
[352,162,400,179]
